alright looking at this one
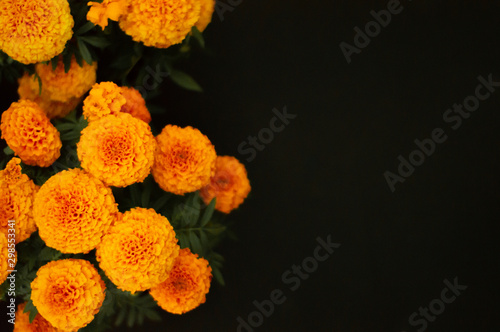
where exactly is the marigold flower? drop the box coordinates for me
[14,302,63,332]
[82,82,127,122]
[0,233,16,284]
[87,0,128,29]
[195,0,215,32]
[200,156,251,213]
[119,0,201,48]
[150,248,212,314]
[1,100,62,167]
[33,169,118,254]
[0,158,38,243]
[96,207,179,293]
[35,56,97,102]
[77,113,156,187]
[18,74,81,119]
[0,0,74,64]
[120,86,152,123]
[30,259,106,331]
[152,125,216,195]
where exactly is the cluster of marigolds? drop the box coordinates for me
[0,0,251,331]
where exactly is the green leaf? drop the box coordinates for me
[141,186,150,208]
[151,194,171,211]
[200,198,216,227]
[189,232,203,255]
[3,146,13,155]
[169,70,203,92]
[212,266,225,286]
[191,26,205,48]
[114,306,127,327]
[80,36,111,49]
[63,50,72,73]
[60,130,81,141]
[51,56,59,71]
[55,122,76,132]
[76,22,96,35]
[24,299,38,324]
[126,307,136,328]
[77,38,93,65]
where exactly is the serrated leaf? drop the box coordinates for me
[55,122,76,132]
[126,308,136,328]
[212,266,225,286]
[141,186,150,208]
[63,50,72,73]
[200,198,216,227]
[51,56,59,71]
[191,26,205,48]
[189,231,203,255]
[80,36,111,49]
[24,299,38,323]
[3,146,13,155]
[151,194,171,211]
[77,38,93,65]
[144,308,161,321]
[60,130,81,141]
[76,22,96,35]
[114,306,127,327]
[169,70,203,92]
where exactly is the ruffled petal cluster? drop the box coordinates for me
[150,248,212,314]
[96,207,179,293]
[152,125,216,195]
[196,0,216,32]
[200,156,251,213]
[87,0,128,29]
[82,82,127,122]
[118,0,202,48]
[30,259,106,331]
[0,232,15,284]
[14,302,63,332]
[18,74,81,119]
[77,113,156,187]
[35,56,97,103]
[0,0,74,64]
[33,169,118,254]
[0,158,38,243]
[1,100,62,167]
[120,87,152,123]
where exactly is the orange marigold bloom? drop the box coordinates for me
[200,156,251,213]
[195,0,215,32]
[77,113,156,187]
[0,158,38,243]
[1,100,62,167]
[14,302,63,332]
[96,207,179,293]
[152,125,216,195]
[33,169,118,254]
[18,74,81,119]
[120,86,152,123]
[0,233,16,285]
[87,0,128,29]
[119,0,201,48]
[82,82,127,122]
[150,248,212,314]
[35,56,97,102]
[30,259,106,331]
[0,0,74,64]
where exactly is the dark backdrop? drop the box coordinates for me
[2,0,500,331]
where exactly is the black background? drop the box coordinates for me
[2,0,500,331]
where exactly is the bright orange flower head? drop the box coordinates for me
[87,0,128,29]
[35,56,97,103]
[0,158,38,243]
[152,125,216,195]
[96,207,180,293]
[0,0,74,64]
[82,82,127,122]
[30,259,106,331]
[18,74,81,119]
[195,0,215,32]
[150,248,212,314]
[0,232,16,285]
[119,0,201,48]
[33,168,118,254]
[200,156,251,213]
[77,113,156,187]
[14,302,63,332]
[1,100,62,167]
[120,86,151,123]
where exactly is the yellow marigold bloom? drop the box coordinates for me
[14,302,63,332]
[195,0,215,32]
[0,233,16,285]
[200,156,251,213]
[0,158,38,243]
[31,259,106,332]
[18,74,81,119]
[96,207,179,293]
[87,0,128,30]
[150,248,212,314]
[77,113,156,187]
[0,0,74,64]
[119,0,201,48]
[120,86,152,123]
[152,125,216,195]
[1,100,62,167]
[33,169,118,254]
[35,56,97,102]
[82,82,127,122]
